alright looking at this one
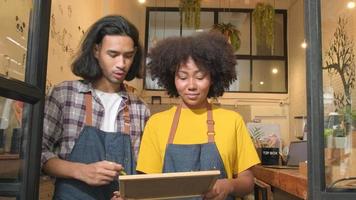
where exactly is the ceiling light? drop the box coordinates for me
[347,1,355,9]
[138,0,146,4]
[301,40,307,49]
[272,68,278,74]
[259,81,264,85]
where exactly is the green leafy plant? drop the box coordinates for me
[324,128,333,137]
[179,0,201,29]
[249,127,264,148]
[211,22,241,51]
[252,2,275,52]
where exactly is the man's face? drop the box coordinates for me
[94,35,136,92]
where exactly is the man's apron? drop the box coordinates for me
[53,93,135,200]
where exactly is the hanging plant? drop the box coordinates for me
[179,0,202,29]
[211,23,241,51]
[252,2,275,50]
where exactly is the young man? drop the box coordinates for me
[41,15,150,199]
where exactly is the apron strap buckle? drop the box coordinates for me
[207,132,215,136]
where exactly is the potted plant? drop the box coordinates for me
[324,128,333,148]
[211,22,241,51]
[179,0,201,29]
[252,2,275,54]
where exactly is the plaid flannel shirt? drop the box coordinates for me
[41,80,150,168]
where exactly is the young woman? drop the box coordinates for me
[136,32,260,200]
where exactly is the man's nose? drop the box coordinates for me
[115,55,125,68]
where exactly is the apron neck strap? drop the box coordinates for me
[123,102,130,134]
[167,103,215,144]
[206,103,215,143]
[85,93,93,126]
[84,93,131,134]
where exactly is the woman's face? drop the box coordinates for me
[175,57,211,109]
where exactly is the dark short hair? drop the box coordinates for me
[148,32,237,98]
[71,15,143,82]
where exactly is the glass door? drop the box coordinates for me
[0,0,51,199]
[306,0,356,199]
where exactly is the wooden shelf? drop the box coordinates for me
[0,153,20,160]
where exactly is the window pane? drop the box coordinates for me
[252,60,286,92]
[182,12,214,36]
[321,0,356,190]
[147,11,180,50]
[0,0,32,81]
[229,60,250,91]
[218,12,251,55]
[252,13,284,56]
[145,57,163,90]
[0,97,25,183]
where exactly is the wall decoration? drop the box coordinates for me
[67,5,72,17]
[78,26,85,35]
[323,16,355,135]
[15,16,26,35]
[58,4,64,15]
[49,4,86,58]
[50,14,75,57]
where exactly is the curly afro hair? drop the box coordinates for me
[148,32,237,98]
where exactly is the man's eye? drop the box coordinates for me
[124,54,135,59]
[108,53,117,58]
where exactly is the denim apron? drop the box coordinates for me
[53,93,135,200]
[162,104,235,200]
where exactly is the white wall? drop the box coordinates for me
[47,0,103,86]
[288,0,307,142]
[47,0,146,90]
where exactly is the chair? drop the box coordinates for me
[254,178,273,200]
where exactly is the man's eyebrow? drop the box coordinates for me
[107,49,136,54]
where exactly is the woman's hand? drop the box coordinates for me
[111,191,125,200]
[203,179,233,200]
[75,160,123,186]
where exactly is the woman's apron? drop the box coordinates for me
[53,93,135,200]
[162,104,235,200]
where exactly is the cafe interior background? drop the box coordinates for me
[0,0,356,199]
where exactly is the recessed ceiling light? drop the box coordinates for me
[347,1,355,9]
[272,68,278,74]
[301,40,307,49]
[138,0,146,4]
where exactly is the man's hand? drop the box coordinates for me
[75,160,123,186]
[203,179,233,200]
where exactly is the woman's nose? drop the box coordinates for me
[187,78,197,89]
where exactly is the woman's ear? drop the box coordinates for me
[93,44,99,59]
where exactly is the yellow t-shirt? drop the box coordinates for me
[136,105,260,178]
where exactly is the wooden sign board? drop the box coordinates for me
[119,170,220,199]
